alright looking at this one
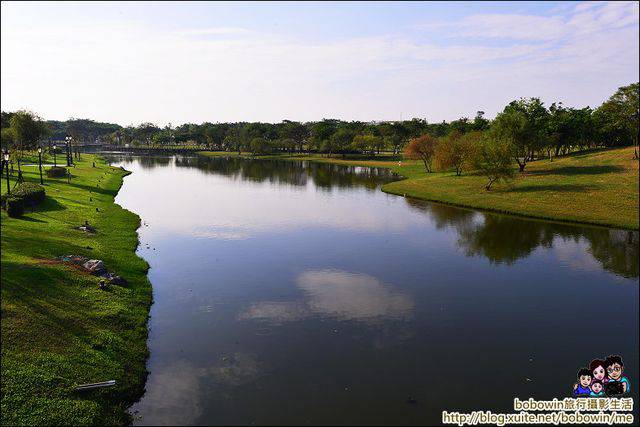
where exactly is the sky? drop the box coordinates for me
[1,1,638,126]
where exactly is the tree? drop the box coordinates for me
[249,137,268,155]
[593,82,639,158]
[435,131,479,176]
[1,127,15,152]
[1,111,15,129]
[281,120,309,152]
[473,135,515,190]
[152,127,174,145]
[404,134,438,172]
[449,117,472,134]
[224,126,247,154]
[403,118,429,139]
[493,98,549,172]
[379,122,408,154]
[202,123,227,149]
[372,134,386,154]
[327,127,354,156]
[310,119,339,153]
[134,122,160,145]
[9,110,49,177]
[280,138,296,153]
[547,103,594,158]
[351,133,382,155]
[472,111,490,131]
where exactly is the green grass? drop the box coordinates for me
[199,147,639,230]
[1,155,151,425]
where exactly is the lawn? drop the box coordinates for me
[199,147,639,230]
[0,155,151,425]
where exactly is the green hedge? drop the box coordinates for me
[46,166,67,178]
[1,182,46,217]
[12,182,46,205]
[5,196,25,217]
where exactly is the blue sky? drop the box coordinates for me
[1,1,638,125]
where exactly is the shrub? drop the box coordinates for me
[5,196,24,217]
[12,182,46,206]
[1,183,46,217]
[46,166,67,178]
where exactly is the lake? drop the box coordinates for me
[106,154,639,426]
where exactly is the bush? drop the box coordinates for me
[12,182,46,206]
[46,166,67,178]
[5,196,24,217]
[1,183,46,217]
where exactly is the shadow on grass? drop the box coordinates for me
[35,197,67,213]
[1,233,96,261]
[65,181,118,197]
[13,216,47,223]
[0,260,94,352]
[528,165,624,176]
[505,184,596,193]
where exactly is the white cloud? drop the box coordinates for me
[440,1,638,41]
[1,1,638,124]
[453,14,567,41]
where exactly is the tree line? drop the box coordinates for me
[1,82,637,187]
[403,82,638,189]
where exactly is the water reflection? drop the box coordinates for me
[405,198,639,278]
[239,301,309,324]
[240,269,414,324]
[297,269,414,321]
[135,353,264,426]
[107,153,639,279]
[109,154,638,426]
[106,154,412,238]
[135,359,204,425]
[103,153,399,190]
[174,155,398,190]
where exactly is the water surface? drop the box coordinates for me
[107,154,639,426]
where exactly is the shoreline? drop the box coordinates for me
[0,155,152,425]
[104,157,154,423]
[196,148,639,231]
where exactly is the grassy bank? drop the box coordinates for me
[199,147,639,230]
[0,155,151,425]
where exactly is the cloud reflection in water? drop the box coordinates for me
[132,353,264,425]
[240,269,414,324]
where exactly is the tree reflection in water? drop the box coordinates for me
[405,198,638,279]
[176,155,398,190]
[103,152,637,279]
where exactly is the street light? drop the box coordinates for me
[53,144,57,167]
[37,146,44,185]
[65,136,72,166]
[3,150,9,195]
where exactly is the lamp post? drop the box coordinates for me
[53,144,57,167]
[65,136,72,166]
[37,146,44,185]
[3,150,9,195]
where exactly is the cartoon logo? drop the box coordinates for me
[572,355,630,397]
